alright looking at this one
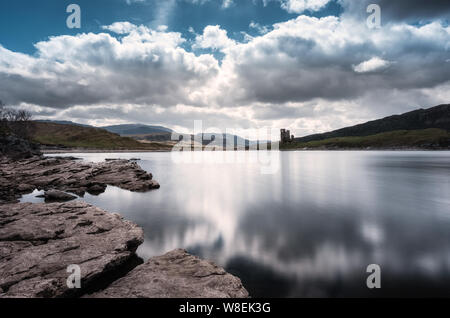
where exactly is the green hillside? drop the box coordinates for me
[294,104,450,143]
[282,129,450,150]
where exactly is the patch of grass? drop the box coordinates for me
[281,129,450,150]
[30,122,173,150]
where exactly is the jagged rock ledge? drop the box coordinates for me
[87,249,249,298]
[0,156,160,203]
[0,202,249,298]
[0,202,144,298]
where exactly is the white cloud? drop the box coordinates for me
[218,15,450,107]
[125,0,145,4]
[249,21,270,34]
[221,0,234,8]
[279,0,331,13]
[102,22,138,34]
[1,14,449,135]
[193,25,236,51]
[0,23,219,110]
[353,57,392,73]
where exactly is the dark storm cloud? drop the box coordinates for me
[381,0,450,21]
[0,73,110,108]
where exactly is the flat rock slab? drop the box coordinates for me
[0,156,160,203]
[0,202,143,298]
[87,249,249,298]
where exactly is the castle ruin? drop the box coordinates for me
[280,129,294,144]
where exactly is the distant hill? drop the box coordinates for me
[36,120,92,128]
[29,122,172,151]
[132,132,173,142]
[295,104,450,143]
[102,124,173,136]
[198,133,261,147]
[29,121,261,149]
[120,129,262,147]
[283,104,450,150]
[283,129,450,150]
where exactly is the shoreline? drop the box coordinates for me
[41,149,172,154]
[280,147,450,152]
[41,147,450,154]
[0,155,249,298]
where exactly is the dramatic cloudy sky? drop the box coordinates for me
[0,0,449,136]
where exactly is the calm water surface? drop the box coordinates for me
[22,151,450,297]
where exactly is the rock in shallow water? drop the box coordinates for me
[43,190,77,202]
[0,202,144,298]
[0,156,160,203]
[87,249,249,298]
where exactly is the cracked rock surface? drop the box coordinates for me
[87,249,249,298]
[0,156,160,203]
[0,202,144,298]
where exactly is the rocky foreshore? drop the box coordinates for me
[87,249,249,298]
[0,202,143,297]
[0,156,160,203]
[0,202,248,298]
[0,155,249,298]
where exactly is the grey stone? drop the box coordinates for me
[0,156,160,203]
[44,190,77,202]
[0,202,144,298]
[86,184,107,195]
[17,184,35,192]
[87,249,249,298]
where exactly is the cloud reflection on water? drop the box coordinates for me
[32,151,450,297]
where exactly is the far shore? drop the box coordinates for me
[41,148,172,154]
[42,147,450,154]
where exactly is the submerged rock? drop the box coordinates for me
[0,202,144,298]
[87,249,249,298]
[43,190,77,202]
[86,184,107,195]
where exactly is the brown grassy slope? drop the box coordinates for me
[29,122,173,150]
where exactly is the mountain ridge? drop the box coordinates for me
[294,104,450,143]
[102,124,173,136]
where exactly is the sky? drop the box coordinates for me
[0,0,449,136]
